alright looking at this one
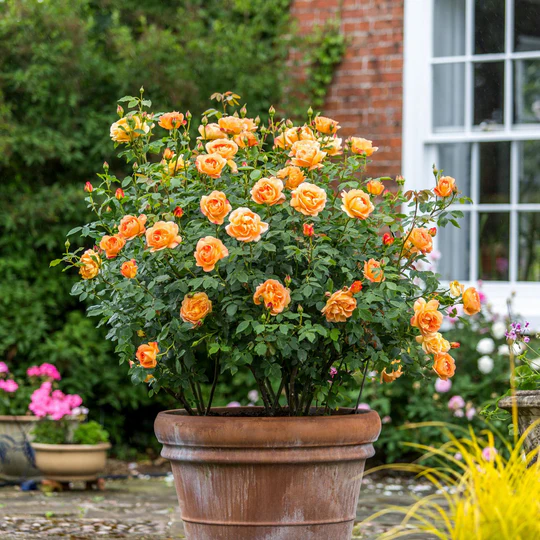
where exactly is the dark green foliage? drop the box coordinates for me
[72,421,110,445]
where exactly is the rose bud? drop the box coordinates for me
[284,275,292,287]
[382,233,394,245]
[84,182,93,193]
[429,227,437,237]
[173,206,184,218]
[451,342,461,349]
[103,161,109,171]
[350,281,363,293]
[115,188,125,199]
[303,223,315,237]
[163,148,174,160]
[117,105,124,117]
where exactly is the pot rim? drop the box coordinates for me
[0,415,40,422]
[31,442,111,451]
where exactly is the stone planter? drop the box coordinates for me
[499,390,540,455]
[0,415,41,481]
[155,407,381,540]
[31,442,111,482]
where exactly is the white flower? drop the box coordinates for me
[491,321,507,340]
[478,355,494,374]
[498,343,525,356]
[529,358,540,370]
[476,337,495,355]
[247,390,259,403]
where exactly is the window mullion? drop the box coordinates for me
[470,142,479,281]
[504,0,514,131]
[509,140,519,282]
[464,0,474,132]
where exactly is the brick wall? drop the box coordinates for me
[291,0,404,179]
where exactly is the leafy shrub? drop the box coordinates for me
[72,421,110,445]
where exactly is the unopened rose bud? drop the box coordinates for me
[382,233,394,246]
[350,281,363,293]
[201,116,208,126]
[163,148,174,160]
[429,227,437,237]
[298,304,304,313]
[185,110,192,120]
[286,119,294,128]
[84,181,93,193]
[284,275,292,287]
[133,162,138,170]
[303,223,314,237]
[173,206,184,218]
[117,105,124,117]
[139,86,144,94]
[240,105,247,118]
[106,206,112,212]
[325,292,331,298]
[269,105,276,116]
[307,106,313,116]
[242,161,248,167]
[451,342,460,349]
[103,161,109,171]
[396,175,405,185]
[115,188,125,199]
[196,141,204,151]
[255,116,261,125]
[65,240,70,250]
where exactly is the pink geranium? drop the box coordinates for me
[0,379,18,393]
[26,363,61,381]
[28,382,82,420]
[0,362,9,374]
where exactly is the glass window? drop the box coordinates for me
[436,143,471,197]
[514,59,540,124]
[478,212,510,281]
[438,212,471,281]
[433,0,466,57]
[474,0,505,54]
[479,142,510,204]
[433,63,466,129]
[474,62,505,126]
[518,141,540,203]
[518,212,540,281]
[514,0,540,52]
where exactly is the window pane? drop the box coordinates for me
[514,59,540,124]
[478,212,510,281]
[479,142,510,203]
[438,212,471,281]
[518,141,540,203]
[433,0,466,57]
[433,63,465,129]
[514,0,540,52]
[474,0,505,54]
[519,212,540,281]
[436,143,471,197]
[474,62,504,126]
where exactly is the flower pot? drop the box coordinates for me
[499,390,540,454]
[31,442,111,481]
[0,415,41,481]
[155,407,381,540]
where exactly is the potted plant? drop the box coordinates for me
[29,383,110,482]
[0,362,62,481]
[57,90,476,539]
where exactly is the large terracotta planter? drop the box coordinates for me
[31,442,111,481]
[155,407,381,540]
[0,415,40,481]
[499,390,540,455]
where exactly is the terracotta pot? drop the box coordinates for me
[31,442,111,481]
[499,390,540,455]
[0,415,41,481]
[155,407,381,540]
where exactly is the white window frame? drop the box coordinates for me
[403,0,540,323]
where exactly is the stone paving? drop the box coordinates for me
[0,472,436,538]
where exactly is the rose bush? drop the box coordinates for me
[56,90,475,416]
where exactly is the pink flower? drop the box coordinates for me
[329,367,338,378]
[28,382,83,420]
[26,363,61,381]
[356,403,371,411]
[434,378,452,393]
[226,401,241,407]
[0,379,18,393]
[482,446,498,462]
[382,416,392,424]
[448,395,465,411]
[0,362,8,374]
[466,407,476,420]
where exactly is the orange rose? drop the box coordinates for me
[136,342,159,369]
[158,111,184,130]
[161,153,184,175]
[79,249,101,280]
[321,288,357,323]
[341,189,374,220]
[433,352,456,380]
[289,140,326,170]
[276,166,305,190]
[314,116,340,135]
[118,214,147,240]
[180,292,212,326]
[405,227,433,255]
[449,280,465,297]
[200,190,232,225]
[218,116,244,135]
[434,176,457,197]
[196,153,227,179]
[415,332,450,354]
[363,259,385,283]
[253,279,291,315]
[99,234,126,259]
[463,287,481,316]
[110,115,149,143]
[410,298,443,335]
[225,208,269,242]
[321,136,343,156]
[381,360,403,383]
[274,127,300,150]
[205,138,239,160]
[194,236,229,272]
[349,137,378,156]
[290,182,327,217]
[251,177,285,206]
[241,118,258,132]
[145,221,182,252]
[234,131,258,148]
[366,180,384,196]
[198,123,224,140]
[121,259,138,279]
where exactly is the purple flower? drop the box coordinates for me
[435,378,452,393]
[448,395,465,411]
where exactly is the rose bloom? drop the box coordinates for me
[463,287,481,315]
[303,223,314,237]
[84,181,93,193]
[118,214,147,240]
[218,116,244,135]
[290,182,327,217]
[381,360,403,383]
[289,140,326,171]
[253,279,291,316]
[434,176,457,197]
[226,207,269,242]
[136,342,159,369]
[110,115,149,143]
[196,153,227,179]
[411,298,443,335]
[115,188,125,199]
[234,131,258,148]
[341,189,374,220]
[159,111,185,130]
[366,180,384,196]
[121,259,138,279]
[405,227,433,255]
[99,234,126,259]
[205,138,239,160]
[382,233,394,245]
[198,123,223,140]
[449,280,465,297]
[321,288,357,322]
[363,258,385,283]
[173,206,184,218]
[180,292,213,326]
[79,249,101,280]
[350,280,363,293]
[433,352,456,380]
[194,236,229,272]
[321,136,343,156]
[416,332,451,354]
[274,126,315,149]
[349,137,378,156]
[200,190,232,225]
[241,118,258,132]
[146,221,182,252]
[251,177,285,206]
[277,166,306,190]
[161,153,185,175]
[314,116,340,135]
